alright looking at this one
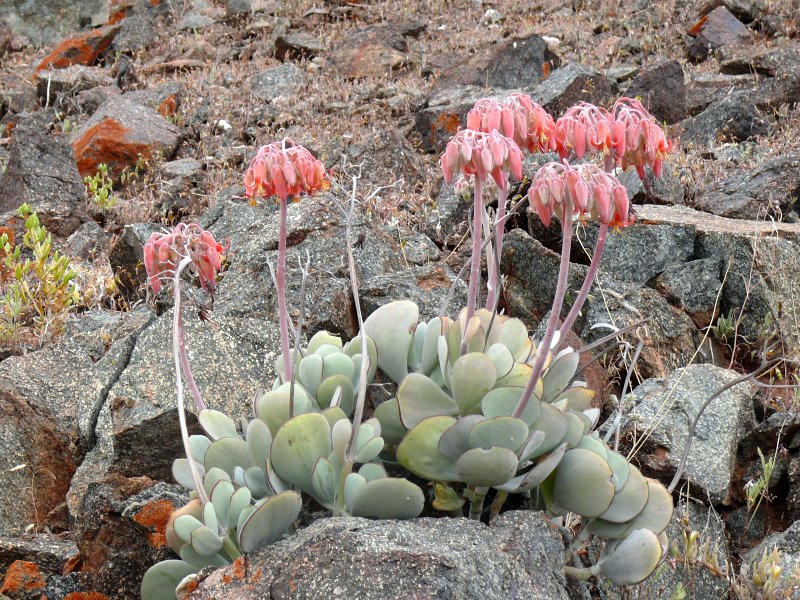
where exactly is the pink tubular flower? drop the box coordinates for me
[440,129,523,190]
[527,161,633,228]
[466,94,556,154]
[553,102,615,161]
[243,138,329,205]
[612,97,675,179]
[144,224,225,294]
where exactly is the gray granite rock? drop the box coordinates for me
[654,258,723,328]
[619,163,683,206]
[109,223,163,298]
[0,0,105,47]
[188,511,571,600]
[680,91,769,146]
[624,60,686,124]
[66,219,108,259]
[249,63,308,102]
[624,364,756,504]
[688,6,752,63]
[531,62,613,117]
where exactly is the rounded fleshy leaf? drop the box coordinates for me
[350,478,425,519]
[468,417,529,453]
[528,402,568,458]
[621,479,674,536]
[486,343,515,379]
[373,398,406,446]
[204,437,252,478]
[210,480,235,525]
[354,436,385,464]
[397,416,460,481]
[202,468,231,498]
[563,411,587,448]
[363,300,419,384]
[307,331,343,354]
[256,384,313,436]
[599,528,663,585]
[342,335,378,383]
[587,517,630,539]
[331,417,352,462]
[141,560,196,600]
[397,373,459,429]
[190,525,223,556]
[270,413,332,495]
[172,458,203,490]
[518,430,546,462]
[419,317,446,375]
[553,448,615,517]
[323,352,355,380]
[322,406,348,430]
[237,491,302,553]
[316,375,355,414]
[173,514,204,543]
[555,386,595,411]
[359,463,387,481]
[179,545,229,570]
[246,418,272,471]
[189,435,212,463]
[511,442,568,492]
[166,499,202,553]
[311,457,337,507]
[438,414,485,461]
[576,435,609,461]
[599,464,649,523]
[198,410,240,441]
[344,472,367,512]
[227,486,252,530]
[606,449,631,492]
[298,354,324,398]
[456,447,519,487]
[482,387,541,426]
[541,350,580,402]
[451,353,498,412]
[243,466,271,498]
[499,317,532,359]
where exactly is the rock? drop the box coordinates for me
[123,82,184,115]
[414,85,488,154]
[653,258,723,328]
[0,0,106,48]
[580,277,698,379]
[584,222,696,285]
[109,223,162,297]
[618,163,683,206]
[0,112,88,237]
[719,45,796,76]
[697,231,800,367]
[274,31,324,61]
[361,263,468,322]
[71,95,182,180]
[75,85,122,115]
[425,179,471,245]
[189,511,570,600]
[531,62,613,117]
[606,64,640,83]
[66,219,108,259]
[328,24,411,79]
[248,63,308,102]
[177,13,215,30]
[0,24,10,57]
[34,24,120,73]
[679,91,769,146]
[685,72,758,116]
[500,228,588,325]
[0,561,46,599]
[35,65,115,105]
[342,129,423,196]
[756,48,800,109]
[0,535,77,575]
[623,364,756,504]
[700,0,766,23]
[434,33,561,94]
[71,478,187,599]
[107,311,281,480]
[224,0,253,17]
[693,153,800,219]
[160,157,202,180]
[688,7,752,63]
[623,60,686,124]
[110,14,157,53]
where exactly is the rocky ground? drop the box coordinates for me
[0,0,799,598]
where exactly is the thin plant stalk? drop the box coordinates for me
[276,198,293,383]
[557,222,608,343]
[461,178,483,354]
[172,256,209,506]
[513,204,573,419]
[289,251,312,419]
[485,187,508,311]
[177,315,206,411]
[468,486,487,520]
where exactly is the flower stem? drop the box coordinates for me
[557,222,608,345]
[177,313,206,411]
[512,205,573,419]
[468,486,487,520]
[172,256,209,505]
[462,178,483,355]
[277,199,293,384]
[485,187,507,311]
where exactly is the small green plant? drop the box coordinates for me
[0,204,81,342]
[734,546,800,599]
[745,447,776,524]
[84,163,117,211]
[711,310,736,344]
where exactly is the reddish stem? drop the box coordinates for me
[512,204,573,419]
[557,222,608,344]
[277,199,293,383]
[462,178,483,354]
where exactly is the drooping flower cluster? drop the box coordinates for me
[144,223,225,294]
[528,161,632,228]
[440,129,523,190]
[466,93,556,154]
[243,138,329,205]
[553,98,674,179]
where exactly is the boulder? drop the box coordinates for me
[688,6,752,63]
[34,24,120,73]
[624,60,687,124]
[679,91,769,146]
[530,62,612,117]
[248,63,308,102]
[0,0,107,48]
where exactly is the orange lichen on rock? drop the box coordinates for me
[132,498,176,548]
[72,119,153,179]
[64,592,111,600]
[34,25,120,73]
[158,95,178,118]
[0,561,46,593]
